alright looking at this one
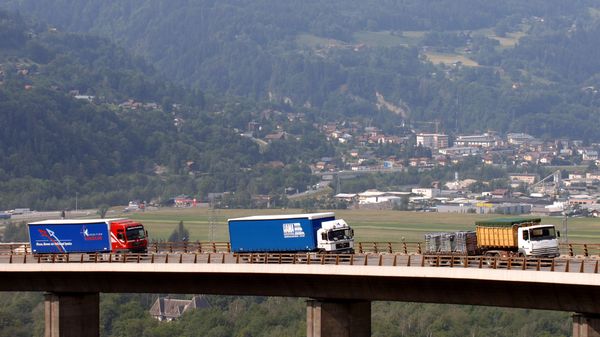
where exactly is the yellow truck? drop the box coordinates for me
[425,217,560,258]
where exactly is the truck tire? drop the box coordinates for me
[484,252,498,267]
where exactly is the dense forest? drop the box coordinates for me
[2,1,600,210]
[4,0,600,139]
[0,292,571,337]
[0,9,332,210]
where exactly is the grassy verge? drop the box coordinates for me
[122,208,600,243]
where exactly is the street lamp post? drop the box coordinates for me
[562,213,568,244]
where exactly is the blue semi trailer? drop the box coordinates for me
[227,212,354,253]
[27,218,148,253]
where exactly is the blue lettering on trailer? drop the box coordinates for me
[282,223,305,238]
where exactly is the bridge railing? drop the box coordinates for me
[356,242,422,254]
[0,242,422,255]
[148,241,231,253]
[4,242,600,258]
[561,243,600,257]
[0,242,233,254]
[0,242,29,254]
[1,252,598,274]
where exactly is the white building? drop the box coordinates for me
[438,147,480,156]
[507,133,536,145]
[416,133,449,150]
[357,190,410,204]
[455,133,501,148]
[411,188,441,199]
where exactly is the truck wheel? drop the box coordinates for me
[484,253,497,267]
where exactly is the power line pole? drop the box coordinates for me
[209,199,218,242]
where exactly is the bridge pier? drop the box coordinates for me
[44,292,99,337]
[574,314,600,337]
[306,299,371,337]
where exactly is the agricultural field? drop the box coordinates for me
[423,52,479,67]
[298,27,529,69]
[470,27,527,49]
[297,30,426,50]
[353,30,424,48]
[490,31,526,48]
[123,207,600,244]
[296,33,338,49]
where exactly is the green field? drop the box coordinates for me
[297,31,425,50]
[296,33,339,48]
[297,28,531,69]
[424,52,479,67]
[353,30,424,47]
[122,208,600,244]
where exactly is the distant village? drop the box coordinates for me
[54,87,600,217]
[6,57,600,218]
[241,112,600,218]
[330,130,600,217]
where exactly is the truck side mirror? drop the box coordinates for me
[557,230,561,237]
[522,231,529,241]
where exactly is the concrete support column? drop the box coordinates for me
[573,314,600,337]
[306,299,371,337]
[45,292,100,337]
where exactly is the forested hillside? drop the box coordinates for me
[4,0,600,139]
[0,10,326,210]
[0,292,571,337]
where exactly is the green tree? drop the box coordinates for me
[1,222,28,242]
[97,204,110,219]
[168,220,189,242]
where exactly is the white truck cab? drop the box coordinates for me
[316,219,354,253]
[517,224,560,257]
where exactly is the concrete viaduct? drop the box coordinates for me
[2,255,600,337]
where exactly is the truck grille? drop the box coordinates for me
[336,242,350,249]
[531,247,559,257]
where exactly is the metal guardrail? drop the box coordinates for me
[0,243,30,254]
[0,241,420,255]
[149,241,421,254]
[356,242,422,254]
[1,241,599,259]
[147,241,231,253]
[561,243,600,257]
[0,252,598,274]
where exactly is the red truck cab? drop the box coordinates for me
[109,219,148,253]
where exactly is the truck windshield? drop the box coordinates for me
[126,227,146,240]
[327,229,351,241]
[529,227,556,241]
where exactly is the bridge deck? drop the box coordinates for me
[2,252,600,313]
[0,252,598,274]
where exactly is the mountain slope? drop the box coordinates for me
[3,1,600,140]
[0,10,326,209]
